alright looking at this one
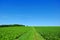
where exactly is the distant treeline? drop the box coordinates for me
[0,24,25,27]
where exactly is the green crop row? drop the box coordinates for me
[0,27,31,40]
[35,27,60,40]
[39,32,60,40]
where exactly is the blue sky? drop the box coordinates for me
[0,0,60,26]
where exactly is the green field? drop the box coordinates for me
[0,26,60,40]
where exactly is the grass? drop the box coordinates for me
[0,26,60,40]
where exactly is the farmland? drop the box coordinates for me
[35,27,60,40]
[0,26,60,40]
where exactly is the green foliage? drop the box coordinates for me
[0,24,25,27]
[0,27,30,40]
[39,32,60,40]
[35,27,60,40]
[0,26,60,40]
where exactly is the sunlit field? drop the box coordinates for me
[0,26,60,40]
[35,27,60,40]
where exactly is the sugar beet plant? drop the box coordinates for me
[39,32,60,40]
[0,27,30,40]
[35,27,60,40]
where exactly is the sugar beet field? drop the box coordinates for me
[0,26,60,40]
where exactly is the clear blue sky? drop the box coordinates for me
[0,0,60,26]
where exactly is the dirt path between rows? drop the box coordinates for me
[15,27,45,40]
[32,28,45,40]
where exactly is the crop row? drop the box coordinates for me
[39,32,60,40]
[0,27,30,40]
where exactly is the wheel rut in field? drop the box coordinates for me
[32,28,45,40]
[15,32,27,39]
[15,27,45,40]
